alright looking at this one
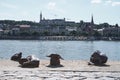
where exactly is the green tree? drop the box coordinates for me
[70,30,77,36]
[20,32,31,36]
[60,32,65,36]
[32,31,39,36]
[115,24,119,28]
[93,31,102,37]
[81,32,89,37]
[43,31,50,36]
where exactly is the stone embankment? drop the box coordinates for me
[0,60,120,80]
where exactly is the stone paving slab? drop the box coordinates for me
[0,60,120,80]
[0,70,120,80]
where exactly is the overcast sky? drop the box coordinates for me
[0,0,120,25]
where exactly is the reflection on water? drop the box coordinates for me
[0,40,120,60]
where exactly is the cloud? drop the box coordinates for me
[0,13,12,17]
[47,2,56,10]
[105,0,120,6]
[111,2,120,6]
[104,0,112,5]
[46,2,66,14]
[105,0,112,4]
[0,2,18,9]
[91,0,120,6]
[91,0,102,4]
[21,11,29,16]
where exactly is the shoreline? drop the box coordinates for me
[0,60,120,80]
[0,36,120,41]
[0,59,120,71]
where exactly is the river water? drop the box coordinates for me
[0,40,120,61]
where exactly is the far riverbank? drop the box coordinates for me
[0,36,120,41]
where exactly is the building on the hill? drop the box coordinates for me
[0,28,3,36]
[103,27,120,37]
[79,15,95,36]
[39,12,77,35]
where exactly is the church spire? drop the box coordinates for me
[89,14,94,36]
[40,11,42,23]
[91,14,94,25]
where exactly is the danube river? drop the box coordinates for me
[0,40,120,61]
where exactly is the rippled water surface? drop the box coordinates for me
[0,40,120,60]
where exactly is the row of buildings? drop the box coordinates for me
[0,12,120,39]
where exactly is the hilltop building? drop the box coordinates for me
[39,12,76,26]
[39,12,77,35]
[79,14,95,36]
